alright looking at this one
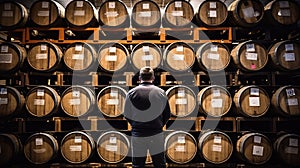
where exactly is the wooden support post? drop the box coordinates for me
[92,72,98,86]
[16,118,25,133]
[53,117,61,132]
[56,72,63,86]
[124,72,134,86]
[160,28,166,42]
[126,28,132,42]
[58,28,64,42]
[195,73,200,86]
[160,72,167,86]
[88,116,98,131]
[193,28,199,42]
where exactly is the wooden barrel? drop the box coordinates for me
[0,42,26,74]
[27,42,63,72]
[131,0,161,28]
[264,0,300,26]
[130,42,162,70]
[234,85,270,117]
[0,86,25,118]
[274,134,300,166]
[98,0,129,28]
[231,40,268,71]
[65,0,99,28]
[163,42,195,72]
[61,86,95,117]
[63,42,96,72]
[25,86,61,117]
[61,131,95,164]
[196,0,228,27]
[268,40,300,71]
[98,42,129,73]
[196,42,231,71]
[228,0,264,27]
[29,0,65,27]
[198,131,233,164]
[236,133,272,165]
[198,85,232,117]
[163,0,194,27]
[0,1,28,29]
[97,131,129,163]
[24,132,58,164]
[0,134,22,166]
[97,86,127,118]
[166,85,196,117]
[165,131,197,164]
[271,86,300,116]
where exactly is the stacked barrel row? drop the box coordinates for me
[0,0,299,29]
[1,131,299,166]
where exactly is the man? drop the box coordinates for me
[124,67,171,168]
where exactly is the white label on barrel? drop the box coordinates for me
[34,99,45,106]
[249,97,260,107]
[253,145,264,156]
[210,45,218,52]
[250,88,260,96]
[173,54,184,60]
[143,3,150,9]
[254,136,262,144]
[288,98,298,106]
[246,44,256,52]
[40,44,47,51]
[172,11,184,17]
[279,1,290,8]
[214,136,222,144]
[0,88,7,94]
[284,53,295,62]
[178,90,185,97]
[2,11,13,17]
[69,99,81,105]
[70,145,82,152]
[286,88,296,97]
[285,44,294,51]
[37,89,45,97]
[207,53,220,60]
[211,99,223,108]
[242,7,255,18]
[213,89,221,97]
[175,1,182,8]
[278,9,291,16]
[110,90,119,97]
[42,2,49,8]
[107,99,119,105]
[142,55,153,61]
[38,11,49,17]
[176,98,187,105]
[175,145,185,152]
[0,54,12,63]
[1,45,8,53]
[212,144,222,152]
[143,46,150,53]
[74,10,85,16]
[289,138,298,147]
[75,44,83,51]
[72,91,80,98]
[209,10,217,18]
[109,47,117,53]
[105,11,119,17]
[0,98,8,105]
[139,11,151,17]
[177,136,185,143]
[76,1,84,8]
[210,2,217,9]
[109,2,116,8]
[74,136,82,143]
[285,147,298,154]
[246,52,258,61]
[106,145,118,152]
[35,138,43,146]
[36,53,48,60]
[177,46,184,52]
[106,55,117,61]
[110,137,117,144]
[72,54,84,60]
[4,3,11,10]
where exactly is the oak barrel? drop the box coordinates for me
[228,0,264,27]
[61,86,95,117]
[24,132,58,164]
[63,42,96,72]
[0,1,28,29]
[271,86,300,116]
[163,0,194,27]
[97,131,129,163]
[236,133,272,165]
[97,86,127,117]
[131,42,162,70]
[61,131,95,164]
[198,85,232,117]
[98,42,129,73]
[274,134,300,166]
[65,0,99,28]
[0,134,22,166]
[166,85,196,117]
[165,131,197,164]
[0,42,26,74]
[234,85,270,117]
[27,41,63,72]
[29,0,65,27]
[25,86,61,117]
[98,0,129,28]
[0,86,25,118]
[231,40,268,71]
[163,42,195,72]
[196,0,228,27]
[131,0,161,28]
[196,42,230,71]
[268,40,300,71]
[198,131,233,164]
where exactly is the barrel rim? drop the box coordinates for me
[0,42,25,73]
[269,0,300,25]
[0,1,28,29]
[197,0,228,26]
[0,133,22,162]
[273,85,299,116]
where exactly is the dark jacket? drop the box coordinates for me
[124,82,171,137]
